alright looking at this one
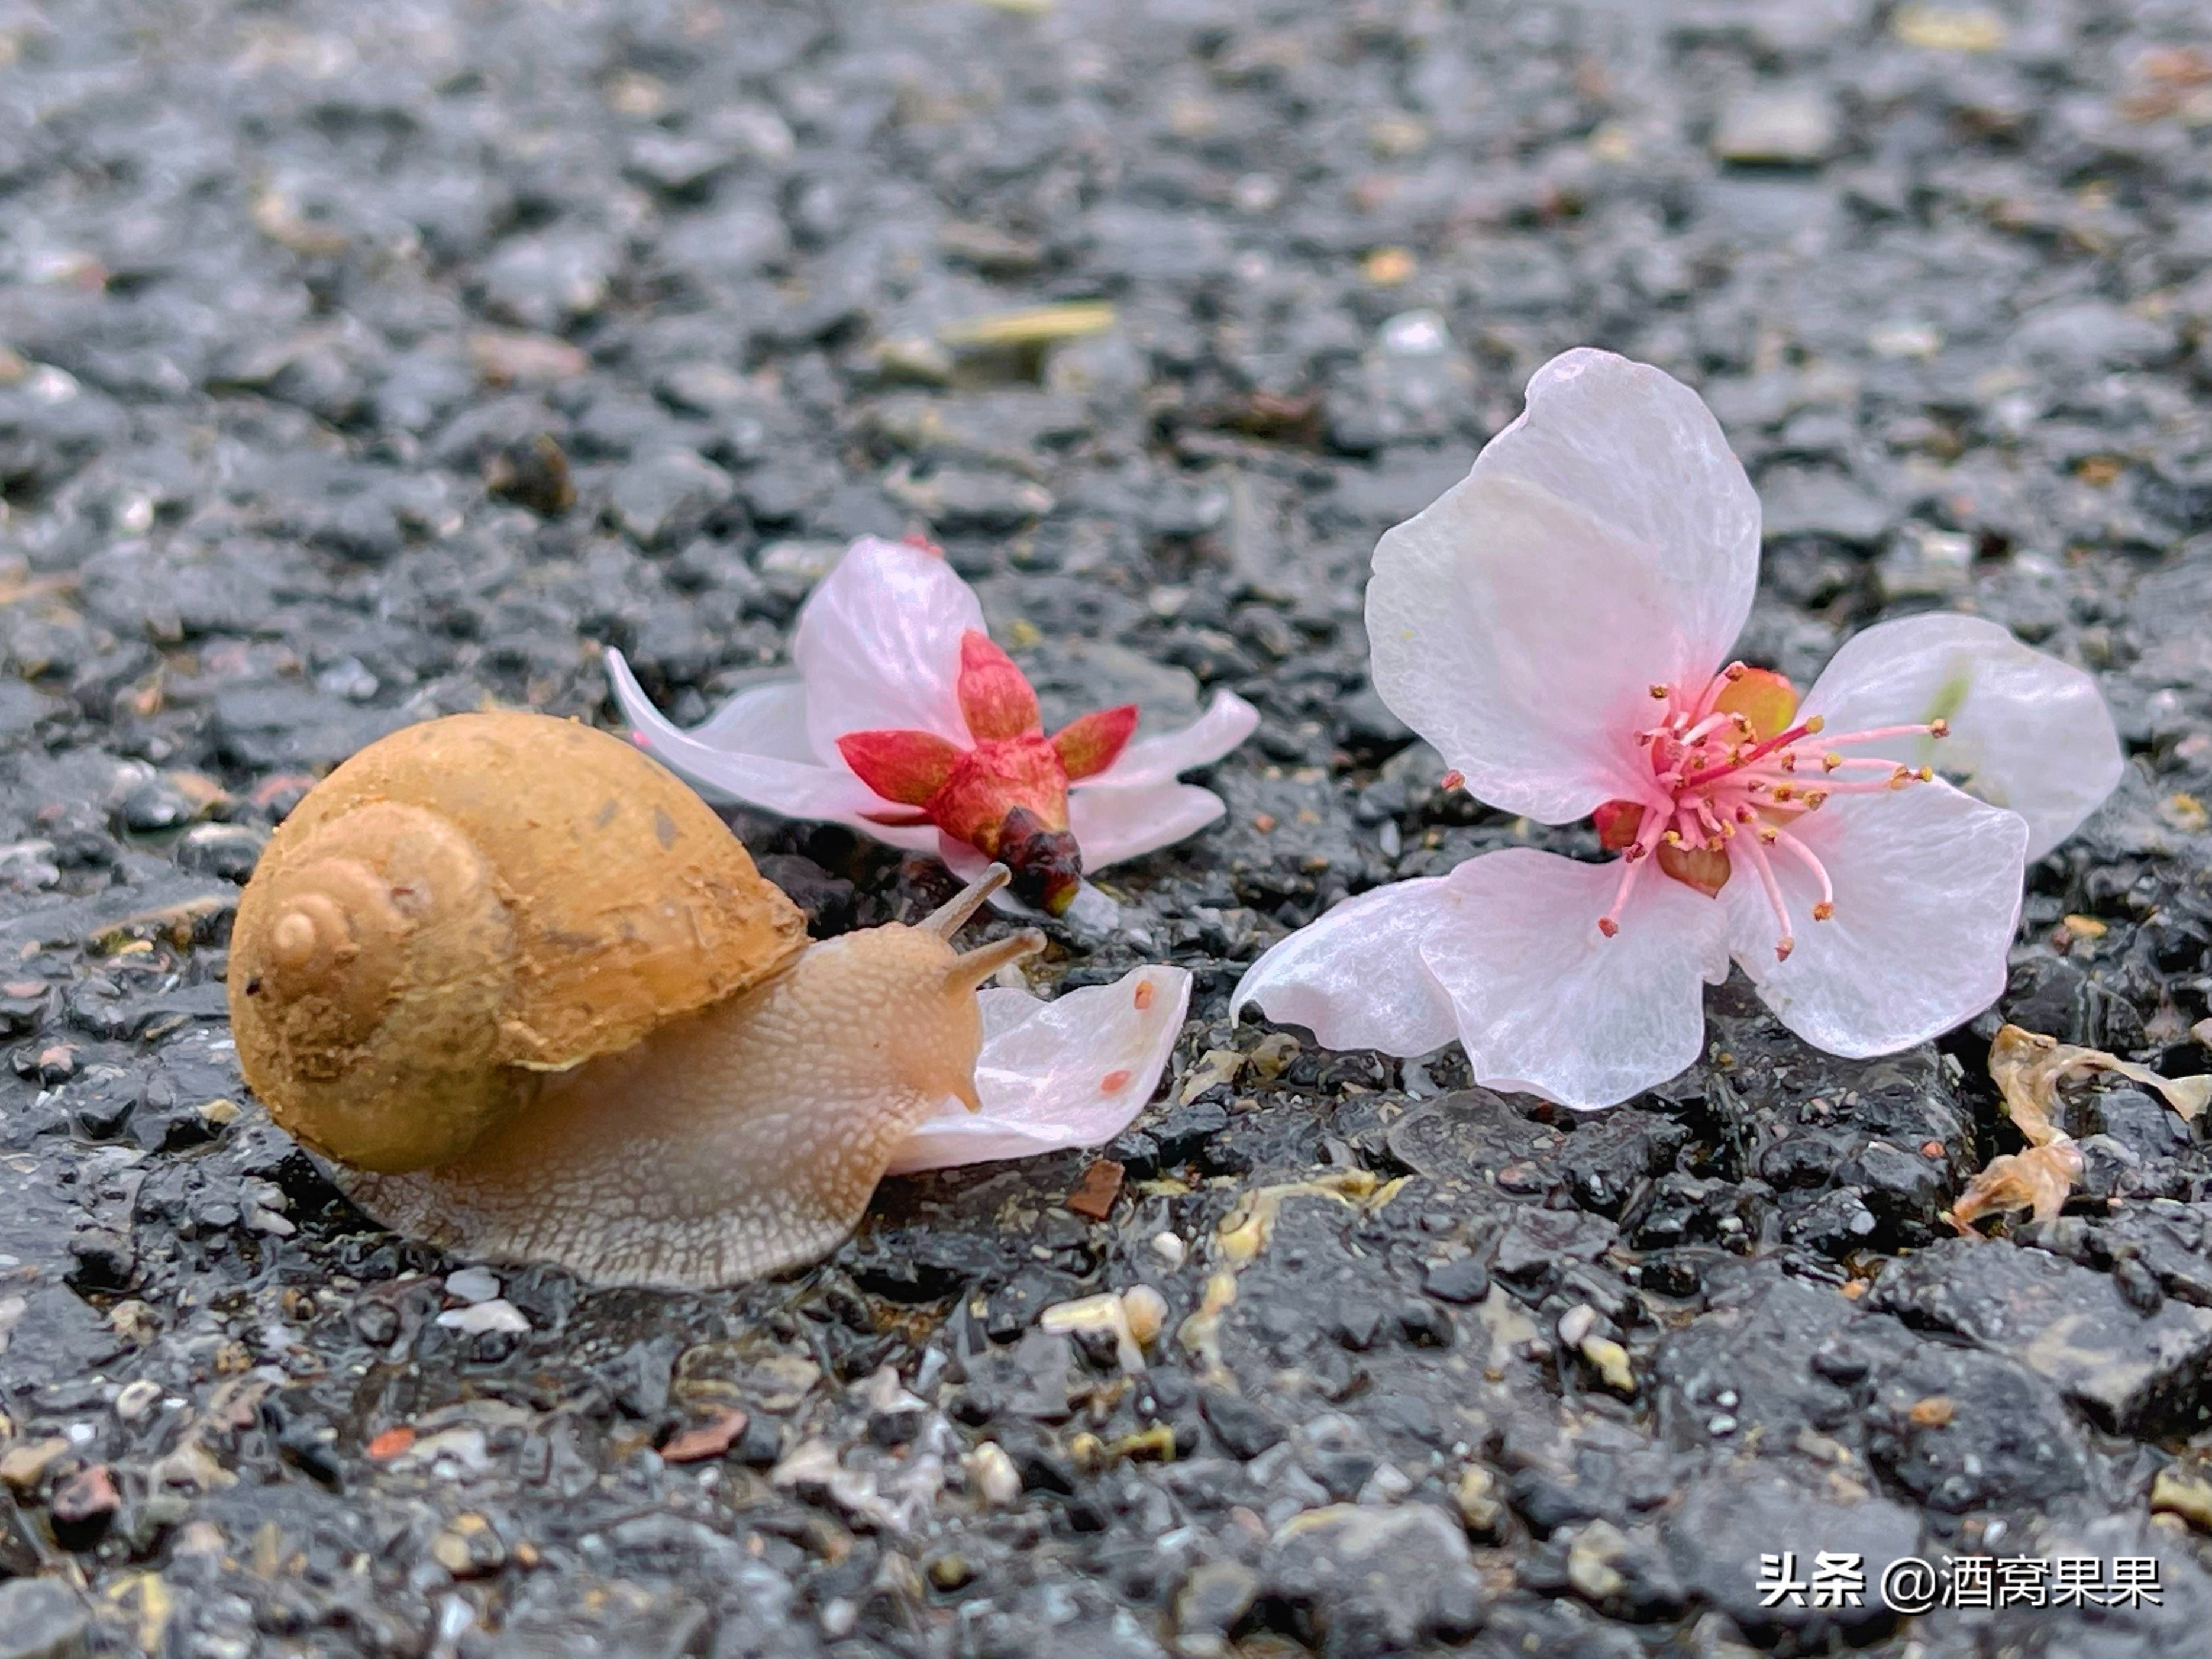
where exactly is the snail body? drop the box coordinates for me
[228,711,1042,1288]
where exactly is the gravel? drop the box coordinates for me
[4,0,2212,1654]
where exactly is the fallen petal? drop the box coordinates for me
[610,650,940,851]
[1948,1139,2083,1232]
[1232,877,1461,1058]
[1367,348,1761,824]
[434,1299,531,1336]
[1990,1022,2211,1137]
[660,1407,750,1463]
[688,676,817,759]
[885,964,1192,1174]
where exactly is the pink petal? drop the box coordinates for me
[1067,783,1227,870]
[1088,690,1260,790]
[1418,848,1731,1108]
[1722,782,2027,1058]
[1231,878,1462,1058]
[1367,348,1761,824]
[1799,612,2122,863]
[792,537,984,754]
[608,648,938,850]
[885,966,1193,1174]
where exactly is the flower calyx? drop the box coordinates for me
[836,631,1138,915]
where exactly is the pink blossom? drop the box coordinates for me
[610,535,1257,915]
[1234,348,2123,1109]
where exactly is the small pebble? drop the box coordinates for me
[434,1299,529,1336]
[967,1441,1022,1508]
[443,1266,502,1305]
[1122,1285,1169,1350]
[112,1379,162,1423]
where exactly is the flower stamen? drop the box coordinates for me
[1768,827,1836,917]
[1739,833,1796,961]
[1589,661,1948,947]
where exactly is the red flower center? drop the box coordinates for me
[835,631,1138,914]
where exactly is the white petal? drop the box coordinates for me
[1799,612,2122,862]
[692,677,816,760]
[885,966,1193,1175]
[1090,690,1260,790]
[608,648,903,831]
[1723,782,2027,1058]
[792,536,984,753]
[1367,348,1761,824]
[1067,783,1227,870]
[1231,879,1462,1058]
[1418,849,1731,1108]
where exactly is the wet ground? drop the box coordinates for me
[5,0,2212,1654]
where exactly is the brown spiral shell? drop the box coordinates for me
[228,711,808,1172]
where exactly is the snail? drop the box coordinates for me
[226,710,1055,1289]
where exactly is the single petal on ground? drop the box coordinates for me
[1232,877,1463,1058]
[886,965,1193,1174]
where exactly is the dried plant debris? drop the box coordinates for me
[1949,1025,2210,1231]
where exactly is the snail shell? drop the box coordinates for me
[228,711,807,1172]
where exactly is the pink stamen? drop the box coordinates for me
[1768,828,1836,920]
[1593,667,1940,945]
[1678,716,1825,790]
[1738,835,1795,961]
[1819,720,1949,747]
[1597,812,1668,938]
[1687,661,1747,723]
